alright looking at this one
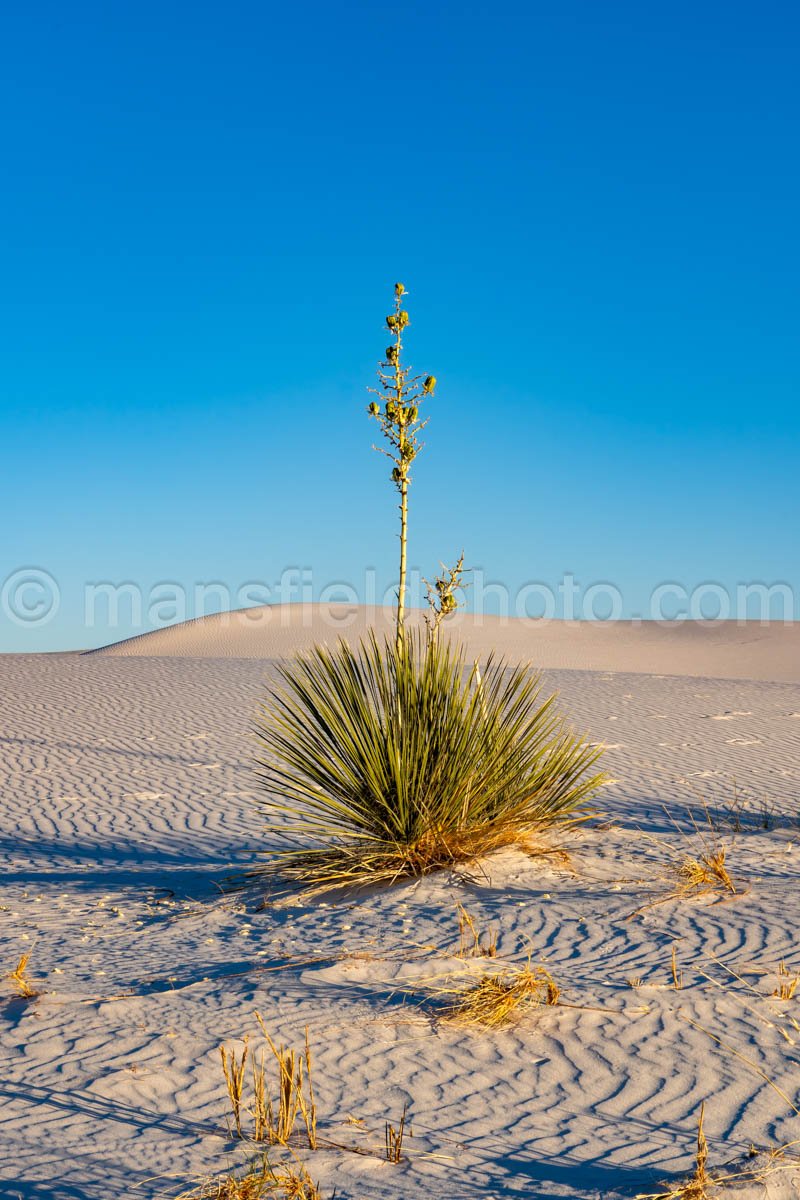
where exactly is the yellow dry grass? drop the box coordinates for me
[455,903,497,958]
[7,953,38,999]
[772,961,799,1001]
[253,1016,317,1150]
[675,848,736,896]
[220,1039,249,1139]
[263,823,576,900]
[179,1154,323,1199]
[219,1020,317,1148]
[430,961,560,1028]
[671,945,683,991]
[624,808,743,921]
[384,1102,409,1163]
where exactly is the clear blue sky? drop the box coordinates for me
[2,1,798,650]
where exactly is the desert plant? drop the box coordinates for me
[253,1016,317,1150]
[250,629,605,894]
[220,1038,250,1139]
[246,284,605,895]
[684,781,777,835]
[670,803,737,897]
[671,945,684,990]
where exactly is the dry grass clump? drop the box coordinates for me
[632,802,743,914]
[179,1155,323,1199]
[772,960,799,1001]
[429,961,560,1028]
[456,903,497,958]
[220,1019,316,1148]
[220,1040,250,1139]
[627,844,741,919]
[384,1102,409,1163]
[7,954,38,999]
[675,848,736,896]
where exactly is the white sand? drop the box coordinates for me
[2,606,800,1198]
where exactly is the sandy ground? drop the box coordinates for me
[2,608,800,1199]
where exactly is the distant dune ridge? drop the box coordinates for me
[90,602,800,682]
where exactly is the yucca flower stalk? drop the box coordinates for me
[367,282,436,652]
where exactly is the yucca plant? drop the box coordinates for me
[250,629,605,893]
[248,285,606,894]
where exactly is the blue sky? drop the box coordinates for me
[1,1,798,650]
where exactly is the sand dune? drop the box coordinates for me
[92,603,800,682]
[2,615,800,1197]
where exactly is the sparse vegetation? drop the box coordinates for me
[220,1038,250,1139]
[681,781,777,836]
[634,1104,800,1199]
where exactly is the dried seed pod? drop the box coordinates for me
[386,314,398,330]
[408,405,418,423]
[368,401,380,416]
[398,310,410,328]
[394,282,405,297]
[423,374,436,393]
[386,345,398,363]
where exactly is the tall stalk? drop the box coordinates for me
[367,284,435,652]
